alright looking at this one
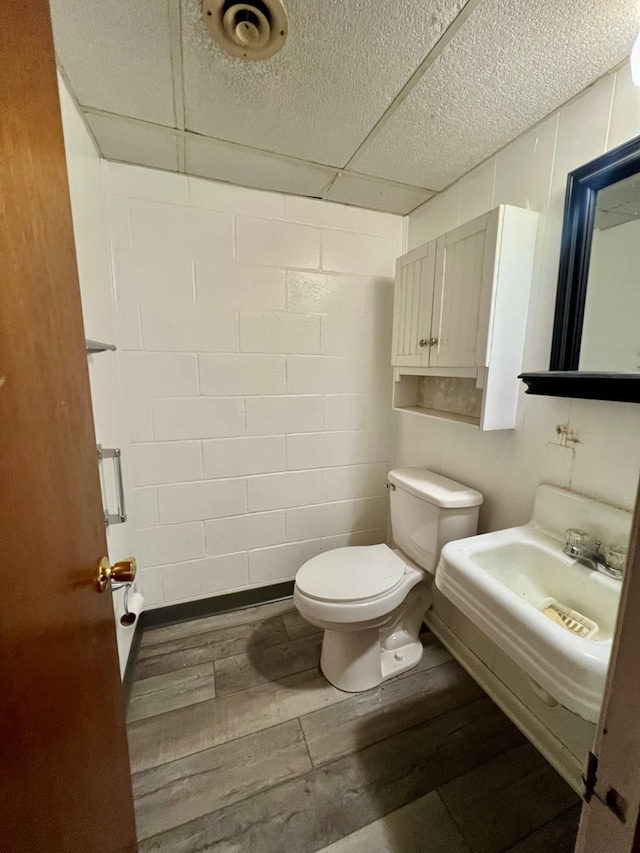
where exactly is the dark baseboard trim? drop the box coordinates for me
[122,618,144,708]
[139,581,295,631]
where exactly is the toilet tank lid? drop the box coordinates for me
[387,468,483,508]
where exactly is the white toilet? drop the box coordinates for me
[293,468,482,692]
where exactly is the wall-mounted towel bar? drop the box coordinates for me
[86,339,116,354]
[97,444,127,526]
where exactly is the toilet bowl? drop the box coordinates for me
[293,469,483,692]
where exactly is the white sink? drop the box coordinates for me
[436,486,630,723]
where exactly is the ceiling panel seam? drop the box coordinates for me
[341,168,437,194]
[342,0,484,171]
[83,149,426,215]
[80,106,439,194]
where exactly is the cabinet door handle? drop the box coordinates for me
[429,337,438,347]
[419,338,429,348]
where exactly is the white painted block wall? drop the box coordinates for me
[402,62,640,531]
[58,76,137,674]
[104,164,404,607]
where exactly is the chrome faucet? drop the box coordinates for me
[563,528,626,580]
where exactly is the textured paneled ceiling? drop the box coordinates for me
[50,0,640,214]
[351,0,640,189]
[180,0,466,165]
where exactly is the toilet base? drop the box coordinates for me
[320,628,424,692]
[318,579,432,692]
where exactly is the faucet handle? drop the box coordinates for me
[565,528,589,547]
[603,544,627,573]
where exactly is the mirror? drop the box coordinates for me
[520,133,640,403]
[580,174,640,372]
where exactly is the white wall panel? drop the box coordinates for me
[152,397,244,441]
[247,540,322,585]
[287,272,364,316]
[157,480,247,525]
[107,165,401,605]
[236,217,321,270]
[205,512,286,556]
[247,471,323,512]
[203,436,286,479]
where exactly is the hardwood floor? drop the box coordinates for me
[127,599,581,852]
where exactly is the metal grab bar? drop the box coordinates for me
[97,444,127,526]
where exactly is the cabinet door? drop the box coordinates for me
[431,213,494,368]
[391,241,435,367]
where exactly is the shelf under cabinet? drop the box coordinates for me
[393,371,484,427]
[392,404,480,427]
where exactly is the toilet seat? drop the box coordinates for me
[294,544,425,627]
[296,545,406,603]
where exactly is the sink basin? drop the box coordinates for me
[436,502,624,723]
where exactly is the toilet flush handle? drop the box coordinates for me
[385,482,396,491]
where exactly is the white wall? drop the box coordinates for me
[402,62,640,532]
[104,164,404,607]
[58,76,138,673]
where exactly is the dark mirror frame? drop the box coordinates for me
[520,133,640,403]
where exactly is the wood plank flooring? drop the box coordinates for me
[128,599,580,852]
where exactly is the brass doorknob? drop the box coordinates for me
[96,556,137,593]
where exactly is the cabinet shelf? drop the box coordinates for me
[392,372,484,427]
[393,404,480,427]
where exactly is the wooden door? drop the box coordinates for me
[431,213,493,368]
[574,475,640,852]
[0,1,137,850]
[391,241,436,368]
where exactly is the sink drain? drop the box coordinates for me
[539,598,597,639]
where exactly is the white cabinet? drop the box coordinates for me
[391,240,436,368]
[391,205,538,431]
[392,210,499,370]
[432,212,499,369]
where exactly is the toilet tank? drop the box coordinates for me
[388,468,482,573]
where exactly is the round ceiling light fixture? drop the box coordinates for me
[203,0,288,60]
